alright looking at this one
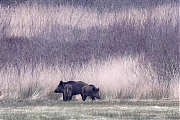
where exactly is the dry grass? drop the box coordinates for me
[0,1,179,100]
[0,2,178,38]
[0,55,179,100]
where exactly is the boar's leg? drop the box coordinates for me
[63,93,67,101]
[82,94,87,101]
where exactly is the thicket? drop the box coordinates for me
[0,0,179,100]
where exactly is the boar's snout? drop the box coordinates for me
[54,87,63,93]
[96,95,101,99]
[54,89,58,93]
[94,93,101,99]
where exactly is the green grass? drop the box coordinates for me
[0,100,179,120]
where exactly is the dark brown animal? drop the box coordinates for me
[54,80,88,101]
[63,84,72,101]
[82,85,100,101]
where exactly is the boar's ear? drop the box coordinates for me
[97,88,99,91]
[59,81,63,85]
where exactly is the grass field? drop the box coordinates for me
[0,100,179,120]
[0,3,179,120]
